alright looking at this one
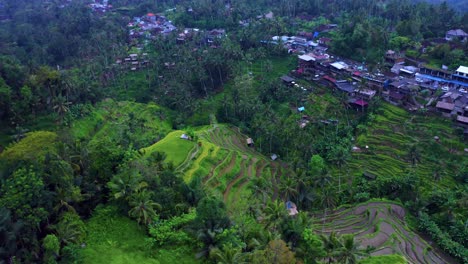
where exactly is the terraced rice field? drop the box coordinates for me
[179,125,290,212]
[314,201,454,264]
[338,103,465,194]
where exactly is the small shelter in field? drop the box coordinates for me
[180,134,190,140]
[280,75,295,85]
[246,138,254,147]
[271,154,278,161]
[286,201,298,216]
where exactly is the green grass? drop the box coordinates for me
[359,254,407,264]
[82,205,159,264]
[82,205,201,264]
[0,131,57,164]
[332,102,464,200]
[70,100,172,149]
[184,140,219,183]
[142,130,196,167]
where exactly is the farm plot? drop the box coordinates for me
[313,201,454,264]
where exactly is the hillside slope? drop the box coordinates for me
[415,0,468,12]
[144,124,290,213]
[314,201,455,264]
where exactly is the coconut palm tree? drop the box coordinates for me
[107,172,146,201]
[281,212,312,247]
[196,228,219,259]
[128,190,161,225]
[335,234,367,264]
[320,231,341,264]
[279,176,298,201]
[248,229,281,251]
[407,144,421,166]
[314,170,333,189]
[0,208,23,262]
[52,95,71,123]
[319,188,337,210]
[209,243,247,264]
[263,200,287,231]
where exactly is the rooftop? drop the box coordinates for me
[455,66,468,75]
[330,61,348,70]
[457,115,468,124]
[436,101,455,111]
[447,29,468,37]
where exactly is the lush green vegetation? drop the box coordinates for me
[0,0,467,263]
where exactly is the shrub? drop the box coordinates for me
[148,210,196,247]
[418,212,468,262]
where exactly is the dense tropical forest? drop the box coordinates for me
[0,0,467,263]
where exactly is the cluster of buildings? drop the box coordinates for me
[277,28,468,131]
[88,0,112,13]
[128,13,177,41]
[114,53,149,71]
[445,29,468,42]
[265,23,337,54]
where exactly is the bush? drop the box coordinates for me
[148,210,196,247]
[418,212,468,262]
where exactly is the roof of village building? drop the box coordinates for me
[447,29,468,37]
[436,101,455,111]
[298,54,315,62]
[280,75,295,83]
[457,115,468,124]
[330,61,348,70]
[455,66,468,75]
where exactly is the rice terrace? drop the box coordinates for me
[0,0,467,263]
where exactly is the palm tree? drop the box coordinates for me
[320,231,341,264]
[209,243,247,264]
[319,188,337,210]
[52,95,71,123]
[51,213,85,246]
[279,176,298,201]
[296,179,315,210]
[196,228,218,259]
[314,170,333,189]
[407,144,421,166]
[107,172,146,201]
[0,208,22,262]
[335,234,367,264]
[248,229,281,251]
[263,200,287,231]
[128,190,161,225]
[281,212,312,247]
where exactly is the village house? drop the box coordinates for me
[89,0,112,13]
[128,13,177,41]
[457,115,468,126]
[436,101,455,114]
[280,75,295,86]
[330,61,349,74]
[454,95,468,116]
[335,80,356,96]
[297,53,330,75]
[419,65,452,79]
[385,50,405,65]
[206,29,226,44]
[452,66,468,83]
[348,98,368,110]
[318,37,332,46]
[356,89,376,99]
[445,29,468,42]
[388,91,405,105]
